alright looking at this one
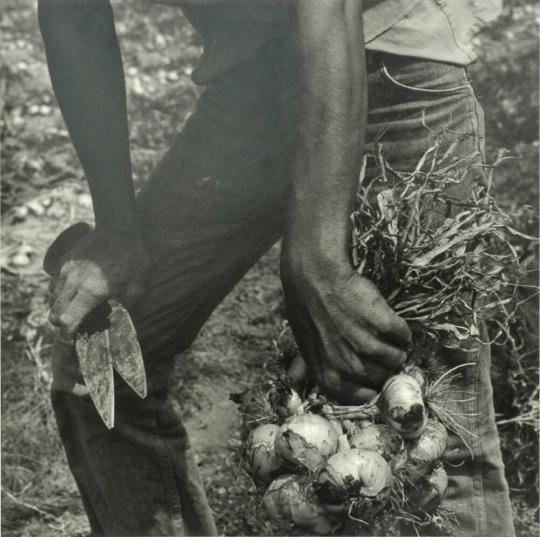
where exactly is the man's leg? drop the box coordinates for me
[364,54,515,537]
[50,42,291,536]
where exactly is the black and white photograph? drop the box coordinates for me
[1,1,538,536]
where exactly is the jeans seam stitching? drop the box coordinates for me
[381,62,470,95]
[467,83,486,158]
[149,403,185,534]
[472,343,488,536]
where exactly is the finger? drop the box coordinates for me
[334,381,378,405]
[48,275,56,295]
[349,275,411,346]
[318,368,378,404]
[48,263,68,309]
[308,318,392,388]
[338,356,390,388]
[339,317,407,372]
[368,297,411,347]
[286,354,309,388]
[377,312,411,348]
[49,273,78,326]
[58,288,105,340]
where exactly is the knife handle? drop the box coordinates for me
[43,222,112,334]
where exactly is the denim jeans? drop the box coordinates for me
[50,43,515,537]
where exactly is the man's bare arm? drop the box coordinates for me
[282,0,411,403]
[39,0,149,338]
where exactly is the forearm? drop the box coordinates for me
[285,0,366,268]
[38,0,136,233]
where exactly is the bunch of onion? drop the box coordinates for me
[235,346,459,532]
[243,411,406,532]
[234,146,526,534]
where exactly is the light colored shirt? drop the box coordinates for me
[154,1,503,84]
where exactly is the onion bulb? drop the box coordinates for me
[275,414,339,471]
[379,374,428,439]
[231,384,274,431]
[245,424,283,483]
[349,422,406,470]
[317,448,393,499]
[263,474,338,535]
[403,365,426,392]
[408,463,448,512]
[277,387,303,418]
[406,419,448,480]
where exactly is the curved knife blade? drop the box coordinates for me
[108,303,147,399]
[75,330,115,429]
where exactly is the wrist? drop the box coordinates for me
[281,227,352,280]
[93,201,140,238]
[285,206,351,254]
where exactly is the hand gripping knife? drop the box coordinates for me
[43,222,147,429]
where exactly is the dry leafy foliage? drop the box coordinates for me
[352,144,525,351]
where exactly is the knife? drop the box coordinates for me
[43,222,147,429]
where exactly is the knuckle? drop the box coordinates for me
[359,337,377,356]
[386,351,406,372]
[58,262,71,276]
[80,281,101,298]
[320,369,341,392]
[58,312,74,329]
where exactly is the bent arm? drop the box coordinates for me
[281,1,411,402]
[284,0,366,269]
[38,0,136,233]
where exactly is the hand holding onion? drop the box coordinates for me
[280,259,412,404]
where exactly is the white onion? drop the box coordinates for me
[275,413,339,471]
[263,474,338,535]
[426,463,448,497]
[318,448,393,499]
[245,424,283,483]
[408,463,448,512]
[349,422,406,470]
[379,374,428,439]
[406,419,448,481]
[282,388,303,417]
[403,364,426,392]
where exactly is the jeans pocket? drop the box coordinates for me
[380,59,471,95]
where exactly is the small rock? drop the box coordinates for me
[27,200,45,216]
[155,34,166,48]
[46,204,66,219]
[77,193,93,208]
[19,245,35,256]
[13,205,29,222]
[12,253,31,267]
